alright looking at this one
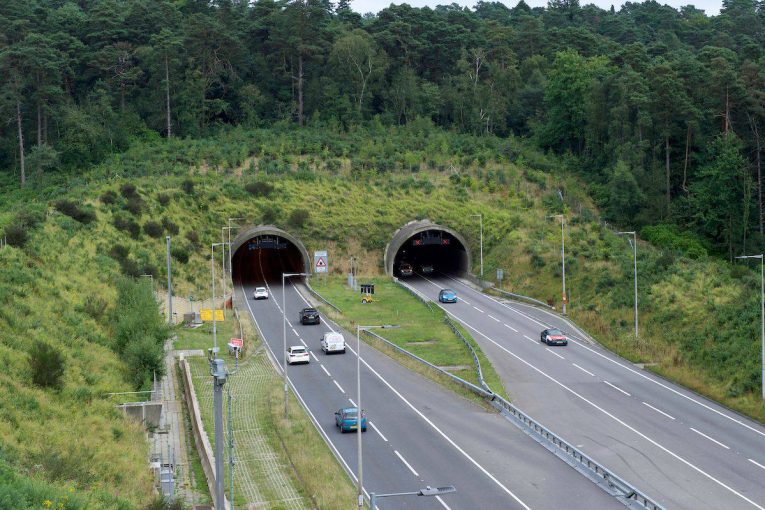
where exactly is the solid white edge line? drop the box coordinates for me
[441,274,765,441]
[488,314,501,322]
[572,363,596,377]
[642,402,676,421]
[749,458,765,471]
[394,450,420,477]
[333,380,346,394]
[603,380,631,397]
[370,421,389,442]
[321,364,331,377]
[690,427,730,450]
[504,324,518,332]
[545,347,565,360]
[442,309,763,510]
[435,495,452,509]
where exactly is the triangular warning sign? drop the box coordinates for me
[316,257,326,267]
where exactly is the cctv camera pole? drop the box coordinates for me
[166,236,173,324]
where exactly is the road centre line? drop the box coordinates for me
[370,421,388,442]
[333,380,346,394]
[321,364,331,377]
[394,450,420,477]
[749,458,765,471]
[690,427,730,450]
[435,275,765,440]
[545,347,565,360]
[642,402,675,420]
[573,363,596,377]
[445,310,763,510]
[603,381,631,397]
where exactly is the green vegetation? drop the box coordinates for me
[316,276,507,399]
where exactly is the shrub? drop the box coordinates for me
[156,193,170,206]
[162,217,179,235]
[245,180,274,197]
[181,178,195,195]
[120,182,137,198]
[29,342,65,390]
[54,200,96,224]
[143,221,163,238]
[185,230,200,246]
[125,195,146,216]
[262,204,281,224]
[641,224,707,259]
[288,208,310,228]
[100,190,118,205]
[171,245,189,264]
[113,215,141,238]
[110,244,130,262]
[16,209,45,229]
[4,223,28,247]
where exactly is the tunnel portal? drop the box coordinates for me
[384,220,471,277]
[231,226,310,284]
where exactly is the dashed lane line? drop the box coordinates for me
[320,364,331,377]
[504,324,518,332]
[603,381,631,397]
[749,458,765,471]
[573,363,596,377]
[333,380,346,394]
[370,422,388,442]
[488,314,501,322]
[642,402,676,420]
[394,450,420,477]
[545,347,565,360]
[690,428,730,450]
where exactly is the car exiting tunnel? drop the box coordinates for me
[384,220,472,277]
[231,225,310,284]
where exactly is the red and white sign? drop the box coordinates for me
[229,338,243,348]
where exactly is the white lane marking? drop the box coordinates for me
[394,450,420,477]
[448,314,763,510]
[488,314,501,322]
[436,495,452,509]
[473,306,485,313]
[349,398,357,407]
[241,283,370,500]
[321,364,331,377]
[370,421,389,442]
[545,347,565,359]
[749,458,765,471]
[603,380,631,397]
[310,351,319,362]
[642,402,676,420]
[294,280,532,509]
[333,380,346,394]
[504,324,518,332]
[460,298,471,305]
[522,334,536,344]
[292,328,299,337]
[690,427,730,450]
[300,338,307,347]
[573,363,595,377]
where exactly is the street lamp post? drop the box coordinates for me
[226,218,244,275]
[617,231,638,338]
[547,214,566,314]
[211,243,225,350]
[735,254,765,400]
[355,324,399,510]
[282,272,308,418]
[369,486,456,509]
[470,214,483,281]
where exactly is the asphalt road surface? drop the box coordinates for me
[405,273,765,510]
[235,256,621,509]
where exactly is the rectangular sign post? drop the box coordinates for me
[314,250,328,280]
[201,309,225,322]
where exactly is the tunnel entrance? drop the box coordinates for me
[231,226,310,284]
[384,220,471,277]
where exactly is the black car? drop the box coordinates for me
[299,307,321,325]
[540,328,568,346]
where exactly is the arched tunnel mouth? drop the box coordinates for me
[232,229,309,285]
[390,228,470,277]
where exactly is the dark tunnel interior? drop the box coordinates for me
[392,229,469,277]
[233,235,306,284]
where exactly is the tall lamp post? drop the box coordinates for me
[282,272,308,418]
[227,217,244,275]
[211,243,225,350]
[356,324,399,510]
[617,231,638,338]
[735,254,765,400]
[547,214,566,314]
[370,486,457,509]
[470,214,483,281]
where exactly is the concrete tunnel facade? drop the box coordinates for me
[231,225,311,283]
[384,220,472,277]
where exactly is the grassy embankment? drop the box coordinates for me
[315,276,508,401]
[1,123,764,505]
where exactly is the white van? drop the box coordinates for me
[321,332,345,354]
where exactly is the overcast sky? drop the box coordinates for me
[352,0,722,17]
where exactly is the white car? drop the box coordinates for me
[253,287,269,300]
[287,346,309,364]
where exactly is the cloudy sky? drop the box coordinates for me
[352,0,722,16]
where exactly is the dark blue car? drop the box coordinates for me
[439,289,458,303]
[334,407,367,433]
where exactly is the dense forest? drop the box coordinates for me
[1,0,764,257]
